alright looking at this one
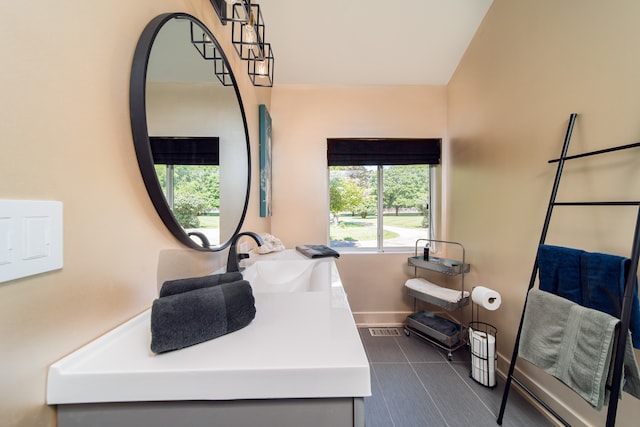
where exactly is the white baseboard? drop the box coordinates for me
[495,354,587,427]
[353,311,412,327]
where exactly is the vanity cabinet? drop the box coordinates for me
[48,251,370,427]
[58,398,364,427]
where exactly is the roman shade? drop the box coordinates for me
[327,138,441,166]
[150,136,220,165]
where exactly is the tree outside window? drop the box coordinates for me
[329,164,430,250]
[155,164,220,243]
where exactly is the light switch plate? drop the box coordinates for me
[0,200,63,283]
[0,217,11,266]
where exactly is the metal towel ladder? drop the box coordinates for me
[497,113,640,427]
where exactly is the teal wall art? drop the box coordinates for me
[259,104,272,217]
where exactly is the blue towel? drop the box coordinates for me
[538,245,584,303]
[538,244,640,349]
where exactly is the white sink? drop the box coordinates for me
[46,250,370,405]
[242,259,331,293]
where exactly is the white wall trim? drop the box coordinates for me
[353,311,412,327]
[496,354,588,427]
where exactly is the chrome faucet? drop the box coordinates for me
[226,231,264,272]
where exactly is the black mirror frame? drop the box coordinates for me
[130,12,250,252]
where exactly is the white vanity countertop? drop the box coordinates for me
[47,251,371,404]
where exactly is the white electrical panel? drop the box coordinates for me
[0,200,63,283]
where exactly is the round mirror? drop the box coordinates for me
[130,13,250,251]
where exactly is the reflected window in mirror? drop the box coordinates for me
[150,136,221,245]
[130,13,250,251]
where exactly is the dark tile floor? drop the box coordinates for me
[359,327,554,427]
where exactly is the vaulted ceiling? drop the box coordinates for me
[261,0,494,86]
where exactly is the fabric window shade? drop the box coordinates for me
[327,138,441,166]
[150,137,220,165]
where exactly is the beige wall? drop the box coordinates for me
[448,1,640,425]
[4,1,640,426]
[269,85,448,322]
[0,1,269,426]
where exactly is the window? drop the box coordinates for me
[150,137,221,245]
[327,138,440,252]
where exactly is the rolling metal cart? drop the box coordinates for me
[403,239,470,360]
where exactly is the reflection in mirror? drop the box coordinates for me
[131,13,250,251]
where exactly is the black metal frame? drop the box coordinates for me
[497,113,640,426]
[210,0,228,24]
[129,13,251,252]
[232,2,266,61]
[247,42,274,87]
[213,48,234,86]
[468,321,498,388]
[189,21,233,86]
[211,0,252,25]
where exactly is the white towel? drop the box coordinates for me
[405,278,469,303]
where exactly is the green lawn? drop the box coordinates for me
[382,213,425,228]
[198,214,219,228]
[330,213,425,242]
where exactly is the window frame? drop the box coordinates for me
[327,138,441,253]
[328,163,434,253]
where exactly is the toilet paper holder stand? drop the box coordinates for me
[469,321,497,388]
[469,291,498,388]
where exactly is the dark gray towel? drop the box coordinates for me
[159,272,243,298]
[409,310,459,336]
[296,244,340,258]
[151,280,255,354]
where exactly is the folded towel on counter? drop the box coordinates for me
[151,280,255,354]
[159,272,243,298]
[405,278,469,303]
[537,244,640,348]
[519,288,640,409]
[296,245,340,259]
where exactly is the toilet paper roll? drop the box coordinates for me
[469,328,496,387]
[471,286,502,310]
